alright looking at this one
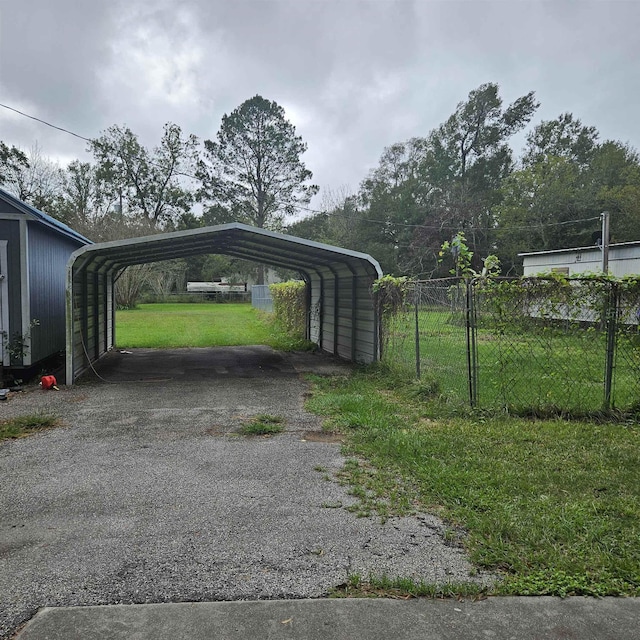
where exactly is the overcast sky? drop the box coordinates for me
[1,0,639,210]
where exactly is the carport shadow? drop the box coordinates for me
[82,345,305,382]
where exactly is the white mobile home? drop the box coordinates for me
[520,241,640,277]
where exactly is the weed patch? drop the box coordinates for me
[0,414,59,441]
[331,574,488,599]
[240,414,284,436]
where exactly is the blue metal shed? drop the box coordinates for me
[0,189,90,376]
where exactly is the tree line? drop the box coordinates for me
[290,84,640,276]
[1,84,639,284]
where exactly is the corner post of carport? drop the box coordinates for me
[65,252,77,385]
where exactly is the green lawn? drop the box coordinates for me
[306,369,640,596]
[117,303,277,348]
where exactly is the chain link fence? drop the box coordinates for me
[380,277,640,414]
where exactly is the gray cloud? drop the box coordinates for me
[1,0,639,203]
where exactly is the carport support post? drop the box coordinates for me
[82,269,89,364]
[305,275,312,341]
[94,269,100,361]
[318,272,324,350]
[333,272,339,355]
[110,273,116,351]
[65,262,74,385]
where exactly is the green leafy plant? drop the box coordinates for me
[1,319,40,364]
[373,275,410,356]
[372,275,409,316]
[439,232,500,278]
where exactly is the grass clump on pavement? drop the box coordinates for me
[305,368,640,597]
[240,414,284,436]
[0,414,59,441]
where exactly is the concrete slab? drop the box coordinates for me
[15,597,640,640]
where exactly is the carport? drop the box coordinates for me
[65,223,382,384]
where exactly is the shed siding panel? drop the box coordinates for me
[28,222,83,362]
[0,219,22,342]
[320,277,337,354]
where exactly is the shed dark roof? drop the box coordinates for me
[0,188,91,245]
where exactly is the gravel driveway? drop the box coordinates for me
[0,347,490,638]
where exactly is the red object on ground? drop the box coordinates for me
[41,375,57,390]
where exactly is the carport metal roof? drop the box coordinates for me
[68,222,382,275]
[66,223,382,383]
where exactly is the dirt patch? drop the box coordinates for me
[204,426,227,436]
[301,430,344,443]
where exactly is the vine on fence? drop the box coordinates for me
[373,276,410,355]
[373,275,409,316]
[473,274,640,413]
[477,274,640,329]
[269,280,307,337]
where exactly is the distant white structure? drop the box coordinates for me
[187,280,247,294]
[244,267,283,287]
[520,241,640,277]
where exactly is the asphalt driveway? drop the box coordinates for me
[0,347,490,638]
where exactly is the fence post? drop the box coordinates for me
[414,281,421,379]
[603,282,618,411]
[465,279,478,407]
[375,290,383,360]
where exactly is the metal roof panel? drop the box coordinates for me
[0,187,91,245]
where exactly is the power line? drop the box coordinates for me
[0,101,200,179]
[0,102,93,142]
[295,205,601,233]
[0,102,606,234]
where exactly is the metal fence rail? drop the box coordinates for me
[251,284,273,312]
[381,277,640,413]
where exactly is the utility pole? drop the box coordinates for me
[600,211,610,274]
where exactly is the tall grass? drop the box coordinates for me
[0,414,59,441]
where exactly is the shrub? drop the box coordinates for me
[269,281,307,338]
